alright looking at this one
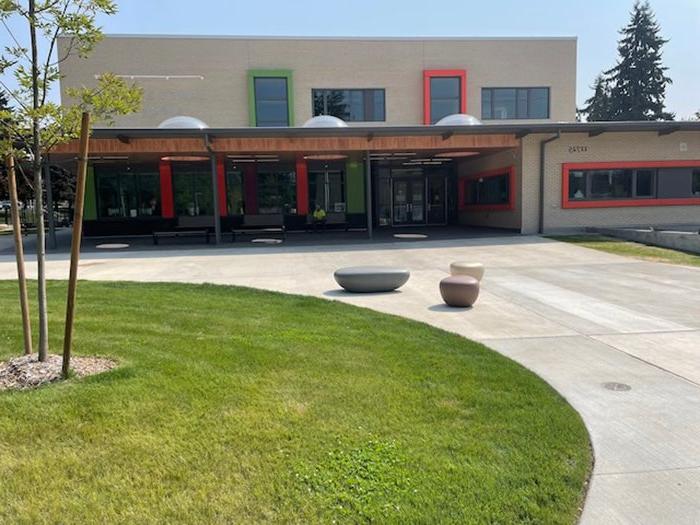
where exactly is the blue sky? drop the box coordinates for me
[3,0,699,117]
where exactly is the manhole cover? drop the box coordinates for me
[96,243,129,249]
[393,233,428,239]
[251,238,283,245]
[603,382,631,392]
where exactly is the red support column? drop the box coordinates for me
[243,164,258,214]
[295,155,309,215]
[216,156,227,217]
[159,159,174,218]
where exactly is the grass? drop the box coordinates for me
[549,234,700,268]
[0,281,591,524]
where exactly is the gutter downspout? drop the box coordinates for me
[538,132,560,234]
[204,133,222,244]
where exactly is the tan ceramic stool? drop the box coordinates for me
[449,261,485,281]
[439,275,480,307]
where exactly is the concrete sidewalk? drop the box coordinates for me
[1,235,699,523]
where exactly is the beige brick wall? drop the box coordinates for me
[457,149,521,230]
[57,35,577,127]
[521,132,700,233]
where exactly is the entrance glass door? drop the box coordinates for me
[392,178,425,225]
[427,175,446,224]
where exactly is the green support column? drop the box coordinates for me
[83,165,97,221]
[345,157,365,214]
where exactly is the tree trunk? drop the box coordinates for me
[29,0,49,361]
[6,155,33,355]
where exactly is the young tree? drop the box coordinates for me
[580,74,614,121]
[607,1,673,120]
[0,0,142,362]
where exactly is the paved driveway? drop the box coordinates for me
[1,235,699,524]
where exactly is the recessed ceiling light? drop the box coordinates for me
[434,151,479,158]
[303,154,348,160]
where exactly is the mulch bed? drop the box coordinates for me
[0,354,117,391]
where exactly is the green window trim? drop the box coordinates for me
[247,69,294,127]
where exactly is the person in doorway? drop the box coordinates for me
[311,204,327,232]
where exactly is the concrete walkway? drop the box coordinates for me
[1,235,699,524]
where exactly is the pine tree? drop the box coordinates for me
[581,74,614,121]
[605,1,673,120]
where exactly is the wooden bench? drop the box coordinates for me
[152,229,210,245]
[307,212,349,232]
[232,214,286,242]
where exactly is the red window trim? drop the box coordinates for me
[423,69,467,125]
[458,166,515,211]
[562,160,700,209]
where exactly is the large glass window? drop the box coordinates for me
[172,163,214,216]
[226,167,244,215]
[430,77,461,124]
[569,169,655,201]
[308,169,346,212]
[254,77,289,127]
[312,89,385,122]
[466,173,510,206]
[257,169,296,214]
[482,87,550,120]
[693,170,700,196]
[95,164,160,218]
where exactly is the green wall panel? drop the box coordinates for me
[345,157,365,213]
[84,165,97,220]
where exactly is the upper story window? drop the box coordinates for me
[254,77,289,126]
[423,70,467,124]
[248,70,294,127]
[95,164,160,219]
[482,87,550,120]
[430,77,461,124]
[312,89,385,122]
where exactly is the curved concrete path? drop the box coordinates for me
[2,235,700,524]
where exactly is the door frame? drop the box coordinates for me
[390,176,426,226]
[426,173,448,226]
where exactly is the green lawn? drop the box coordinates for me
[550,234,700,268]
[0,281,591,524]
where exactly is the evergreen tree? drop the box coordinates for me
[606,1,673,120]
[581,74,614,121]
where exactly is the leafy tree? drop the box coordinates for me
[0,0,142,362]
[580,74,614,121]
[582,1,673,121]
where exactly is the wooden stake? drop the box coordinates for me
[6,154,33,355]
[62,112,90,378]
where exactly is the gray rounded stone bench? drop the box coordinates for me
[334,266,410,293]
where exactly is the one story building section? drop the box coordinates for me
[51,35,699,240]
[51,120,700,240]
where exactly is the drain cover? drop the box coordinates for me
[603,382,631,392]
[251,238,283,244]
[96,243,129,249]
[393,233,428,239]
